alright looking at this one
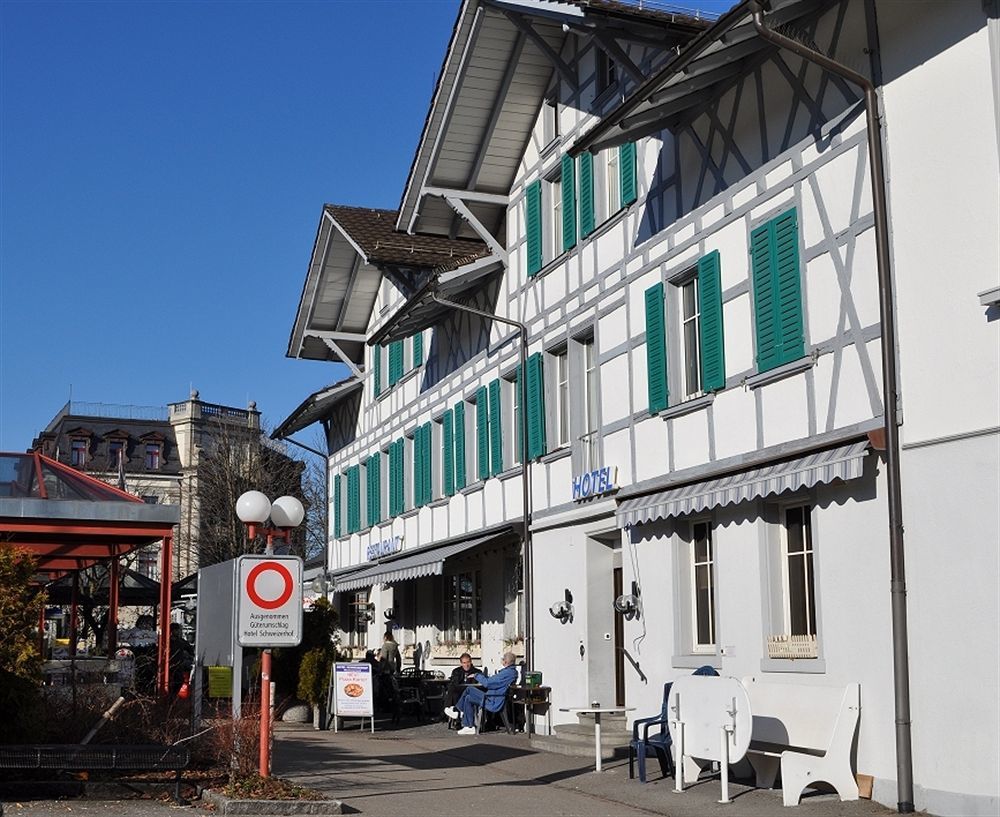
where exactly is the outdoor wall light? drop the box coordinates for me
[614,581,642,621]
[310,573,335,594]
[549,588,574,624]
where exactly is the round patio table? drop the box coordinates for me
[560,705,635,772]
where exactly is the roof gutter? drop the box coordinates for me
[747,3,914,812]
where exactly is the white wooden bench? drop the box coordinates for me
[741,676,860,807]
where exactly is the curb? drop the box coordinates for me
[201,788,343,815]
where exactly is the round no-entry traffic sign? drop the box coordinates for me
[246,561,295,609]
[236,555,303,647]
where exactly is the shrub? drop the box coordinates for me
[296,648,333,706]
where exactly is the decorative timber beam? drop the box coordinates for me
[498,7,577,89]
[592,29,645,85]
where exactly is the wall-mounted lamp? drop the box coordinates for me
[310,574,335,595]
[383,608,395,621]
[549,588,574,624]
[614,581,642,621]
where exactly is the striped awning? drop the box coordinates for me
[616,440,870,528]
[334,530,513,592]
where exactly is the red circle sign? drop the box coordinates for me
[246,561,294,610]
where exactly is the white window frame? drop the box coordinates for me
[443,569,481,643]
[554,349,569,448]
[689,519,716,654]
[605,148,621,221]
[678,273,703,399]
[502,374,520,466]
[781,504,817,637]
[548,174,563,264]
[542,94,559,146]
[581,337,600,472]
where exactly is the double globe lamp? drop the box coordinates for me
[235,490,304,553]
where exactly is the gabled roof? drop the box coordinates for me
[286,205,488,364]
[271,375,364,441]
[397,0,708,239]
[570,0,834,155]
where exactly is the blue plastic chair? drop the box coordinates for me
[629,682,673,782]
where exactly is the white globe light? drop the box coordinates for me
[271,495,305,529]
[236,490,271,524]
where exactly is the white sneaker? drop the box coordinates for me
[457,726,476,735]
[443,706,459,720]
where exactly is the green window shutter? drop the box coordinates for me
[422,422,433,505]
[697,251,726,392]
[347,466,360,533]
[412,332,423,368]
[388,340,404,385]
[332,474,341,538]
[367,453,381,527]
[443,409,455,497]
[476,386,489,481]
[373,346,382,398]
[580,152,595,238]
[561,154,577,252]
[391,438,404,516]
[773,209,804,364]
[489,378,503,476]
[387,445,397,517]
[752,208,803,372]
[620,142,637,206]
[645,282,669,413]
[526,180,543,276]
[454,402,466,490]
[526,352,547,460]
[413,431,424,508]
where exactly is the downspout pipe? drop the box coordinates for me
[430,293,535,736]
[748,4,914,812]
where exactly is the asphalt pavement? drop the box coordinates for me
[1,719,900,816]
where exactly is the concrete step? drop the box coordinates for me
[529,734,629,760]
[552,723,630,745]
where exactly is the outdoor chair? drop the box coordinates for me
[629,682,673,783]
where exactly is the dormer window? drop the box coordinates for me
[144,443,161,470]
[70,439,88,467]
[596,51,617,97]
[108,440,125,469]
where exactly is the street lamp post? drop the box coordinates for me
[236,490,304,778]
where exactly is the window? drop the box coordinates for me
[580,338,599,471]
[690,521,716,652]
[443,570,481,643]
[454,402,468,491]
[554,349,569,447]
[373,344,383,397]
[144,443,161,470]
[542,95,559,145]
[596,50,617,96]
[649,251,726,414]
[783,505,816,637]
[141,495,158,505]
[70,438,87,467]
[604,148,621,220]
[548,174,562,264]
[108,440,125,469]
[751,208,804,373]
[680,276,702,398]
[347,591,369,647]
[506,374,521,465]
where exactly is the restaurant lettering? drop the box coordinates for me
[367,535,403,561]
[572,466,618,500]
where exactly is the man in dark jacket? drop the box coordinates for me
[444,652,481,711]
[444,651,518,735]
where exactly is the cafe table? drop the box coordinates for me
[559,705,635,772]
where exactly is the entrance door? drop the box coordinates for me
[613,566,625,706]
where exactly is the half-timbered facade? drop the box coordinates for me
[282,1,999,813]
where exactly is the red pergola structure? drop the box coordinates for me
[0,451,181,695]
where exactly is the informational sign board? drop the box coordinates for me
[236,555,303,647]
[332,662,374,719]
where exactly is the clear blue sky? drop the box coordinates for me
[0,0,732,453]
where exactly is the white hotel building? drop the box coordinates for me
[278,1,1000,813]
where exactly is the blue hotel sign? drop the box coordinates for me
[572,466,618,500]
[367,535,403,561]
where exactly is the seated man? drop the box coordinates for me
[444,652,481,714]
[444,651,518,735]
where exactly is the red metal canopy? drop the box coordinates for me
[0,451,181,694]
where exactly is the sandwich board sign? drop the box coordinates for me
[236,554,303,647]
